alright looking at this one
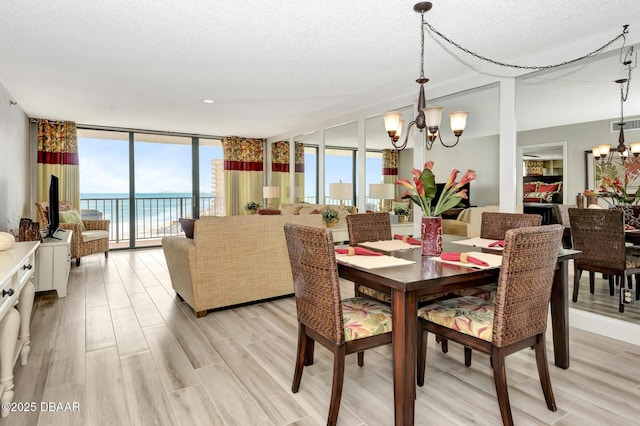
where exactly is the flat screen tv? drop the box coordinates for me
[47,175,60,238]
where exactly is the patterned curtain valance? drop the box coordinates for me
[37,119,79,165]
[382,149,398,176]
[271,141,304,172]
[222,136,264,171]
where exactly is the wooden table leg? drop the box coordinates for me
[550,261,570,369]
[391,289,417,425]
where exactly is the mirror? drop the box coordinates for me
[324,121,358,206]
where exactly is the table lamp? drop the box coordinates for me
[329,182,353,207]
[263,186,280,209]
[369,183,395,212]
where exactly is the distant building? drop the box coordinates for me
[211,159,224,215]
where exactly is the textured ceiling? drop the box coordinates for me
[1,0,639,139]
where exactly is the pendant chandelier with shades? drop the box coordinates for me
[383,2,633,152]
[592,45,638,165]
[383,2,468,152]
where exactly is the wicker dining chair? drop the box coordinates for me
[568,208,640,313]
[417,225,564,426]
[553,204,577,248]
[438,212,544,363]
[480,212,542,240]
[346,213,394,302]
[284,223,393,425]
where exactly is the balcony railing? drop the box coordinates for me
[80,196,220,244]
[80,195,381,246]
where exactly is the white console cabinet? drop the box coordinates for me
[0,241,38,417]
[34,230,72,298]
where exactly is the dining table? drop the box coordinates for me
[336,235,581,426]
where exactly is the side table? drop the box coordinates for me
[33,229,72,298]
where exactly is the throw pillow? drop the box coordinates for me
[257,208,281,215]
[179,218,196,238]
[537,183,561,193]
[523,182,538,193]
[59,209,86,232]
[279,203,304,215]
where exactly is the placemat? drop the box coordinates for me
[451,237,504,250]
[433,252,503,269]
[335,254,415,269]
[359,240,420,251]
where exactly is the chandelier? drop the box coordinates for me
[383,2,468,152]
[383,3,632,152]
[592,46,638,165]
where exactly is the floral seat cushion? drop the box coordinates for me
[417,296,495,342]
[454,283,497,303]
[342,297,392,342]
[625,254,640,268]
[357,285,449,304]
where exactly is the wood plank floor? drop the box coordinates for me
[2,249,639,425]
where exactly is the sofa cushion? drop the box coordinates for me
[82,230,109,243]
[59,209,86,232]
[279,203,304,215]
[179,218,196,238]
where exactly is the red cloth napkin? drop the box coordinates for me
[335,247,383,256]
[488,240,505,248]
[394,234,421,245]
[440,252,489,267]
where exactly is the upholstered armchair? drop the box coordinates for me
[35,201,110,266]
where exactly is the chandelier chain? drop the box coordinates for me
[419,10,426,79]
[422,21,630,71]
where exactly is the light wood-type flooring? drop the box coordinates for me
[2,248,639,425]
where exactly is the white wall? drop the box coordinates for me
[0,81,30,234]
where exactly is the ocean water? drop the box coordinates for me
[79,193,219,240]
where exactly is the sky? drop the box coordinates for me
[78,137,383,197]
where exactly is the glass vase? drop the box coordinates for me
[421,216,442,256]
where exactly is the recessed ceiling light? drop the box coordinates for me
[203,99,214,104]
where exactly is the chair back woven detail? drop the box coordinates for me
[284,223,344,344]
[553,204,576,228]
[346,213,392,246]
[480,212,542,240]
[568,208,626,270]
[492,225,563,347]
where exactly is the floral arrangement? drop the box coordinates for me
[395,161,476,217]
[393,206,410,217]
[321,207,339,223]
[244,201,261,211]
[596,172,640,205]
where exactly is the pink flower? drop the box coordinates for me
[424,161,434,171]
[455,169,477,189]
[443,169,459,190]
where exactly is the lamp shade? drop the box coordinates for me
[329,183,353,200]
[383,112,401,133]
[449,111,468,134]
[369,183,395,200]
[263,186,280,199]
[423,106,443,128]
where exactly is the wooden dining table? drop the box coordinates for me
[336,236,581,426]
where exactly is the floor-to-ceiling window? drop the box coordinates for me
[303,145,318,203]
[78,128,225,249]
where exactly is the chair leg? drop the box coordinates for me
[619,280,626,314]
[292,324,306,393]
[636,275,640,301]
[572,267,581,302]
[534,334,557,412]
[609,275,615,296]
[491,347,514,426]
[357,351,364,367]
[105,251,109,259]
[589,272,595,294]
[464,346,472,367]
[304,335,315,366]
[417,324,428,387]
[435,335,449,353]
[76,258,80,267]
[328,345,346,426]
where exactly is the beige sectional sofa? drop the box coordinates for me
[442,205,500,237]
[162,214,323,317]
